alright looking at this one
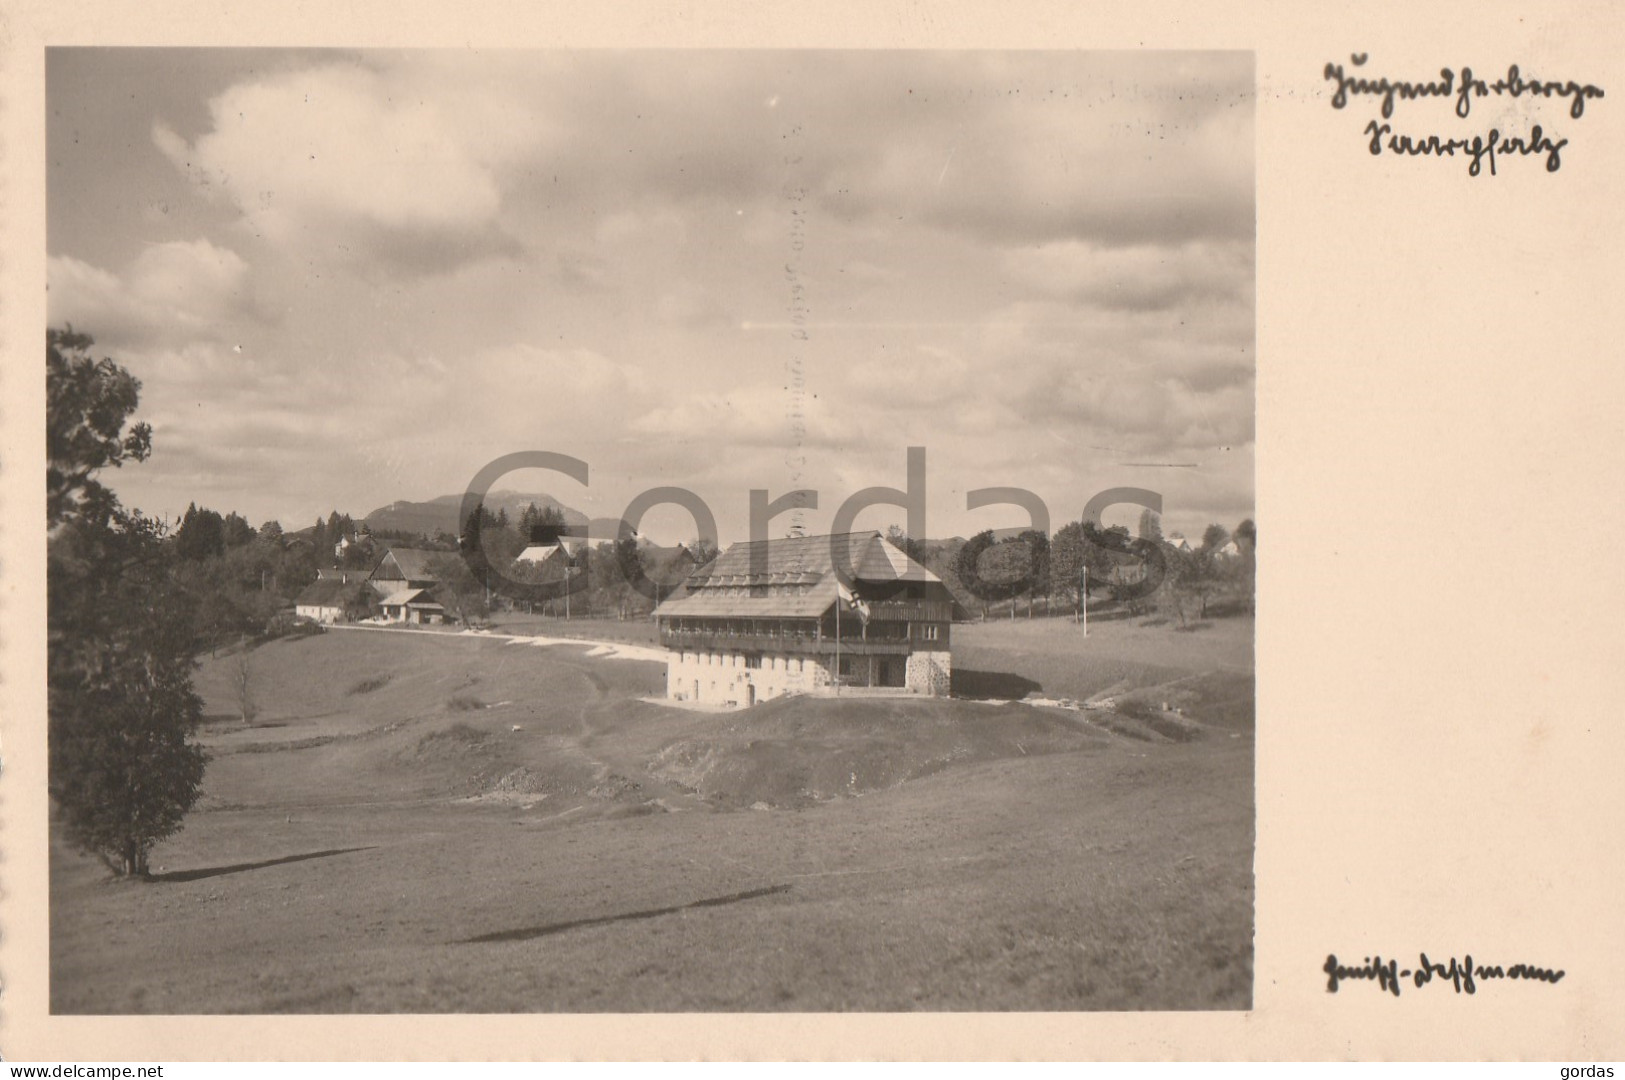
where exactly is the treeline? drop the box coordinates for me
[427,504,717,625]
[161,503,382,651]
[892,512,1256,626]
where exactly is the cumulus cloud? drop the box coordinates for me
[48,239,255,346]
[809,52,1254,247]
[53,49,1254,533]
[1002,240,1254,313]
[413,50,1253,249]
[153,63,516,272]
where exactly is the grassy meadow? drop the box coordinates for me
[50,613,1253,1013]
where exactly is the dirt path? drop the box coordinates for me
[329,622,667,663]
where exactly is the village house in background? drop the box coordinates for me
[377,587,445,625]
[364,547,443,624]
[515,536,589,569]
[653,531,959,707]
[292,567,372,624]
[367,547,443,597]
[294,546,449,626]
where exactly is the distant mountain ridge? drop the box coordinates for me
[364,490,629,540]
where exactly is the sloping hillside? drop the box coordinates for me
[55,621,1253,1014]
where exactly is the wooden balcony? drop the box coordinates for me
[863,599,955,622]
[658,627,912,657]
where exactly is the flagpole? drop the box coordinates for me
[834,589,842,695]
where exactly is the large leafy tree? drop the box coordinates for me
[47,328,206,877]
[47,327,151,528]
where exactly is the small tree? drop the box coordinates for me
[50,580,207,876]
[1163,546,1199,628]
[690,535,720,568]
[1188,528,1230,618]
[956,530,1040,618]
[1234,518,1256,551]
[342,580,380,622]
[233,639,258,725]
[48,328,208,877]
[1049,521,1087,622]
[426,552,489,626]
[1233,518,1256,615]
[1018,529,1050,614]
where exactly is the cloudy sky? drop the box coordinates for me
[47,49,1253,544]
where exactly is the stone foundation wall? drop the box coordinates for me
[666,649,832,706]
[665,648,952,705]
[905,650,953,696]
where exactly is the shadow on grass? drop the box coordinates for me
[151,846,377,883]
[459,883,792,944]
[951,669,1043,701]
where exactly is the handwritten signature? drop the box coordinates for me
[1324,953,1565,996]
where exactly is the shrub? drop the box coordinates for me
[445,693,485,712]
[263,612,323,640]
[1115,698,1159,721]
[348,674,391,696]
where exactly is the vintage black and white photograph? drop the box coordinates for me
[46,48,1255,1013]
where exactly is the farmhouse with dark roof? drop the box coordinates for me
[368,547,443,596]
[652,531,955,706]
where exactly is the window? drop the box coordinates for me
[745,654,762,669]
[921,624,940,642]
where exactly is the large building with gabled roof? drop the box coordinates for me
[652,531,957,706]
[368,547,444,596]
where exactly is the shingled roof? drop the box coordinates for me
[373,547,446,582]
[683,531,939,588]
[295,578,364,607]
[654,532,941,621]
